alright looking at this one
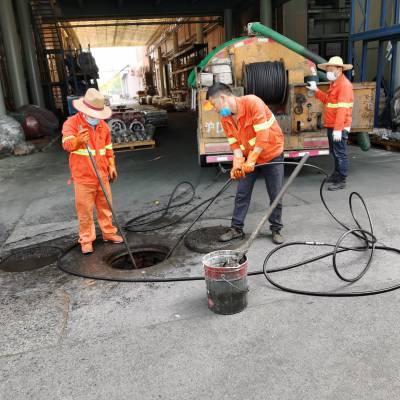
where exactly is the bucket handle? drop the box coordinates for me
[221,274,249,293]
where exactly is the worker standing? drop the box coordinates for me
[307,56,354,191]
[205,83,285,244]
[62,88,122,254]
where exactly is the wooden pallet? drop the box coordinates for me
[113,139,156,152]
[370,137,400,152]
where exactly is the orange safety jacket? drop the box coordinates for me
[315,74,354,131]
[220,95,284,164]
[62,112,114,185]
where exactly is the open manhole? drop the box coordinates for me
[106,245,169,270]
[0,246,62,272]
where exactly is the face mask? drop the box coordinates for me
[327,71,338,81]
[85,115,100,126]
[219,107,232,117]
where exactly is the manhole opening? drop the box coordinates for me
[0,246,62,272]
[107,246,169,270]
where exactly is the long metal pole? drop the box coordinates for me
[85,143,138,269]
[0,0,29,108]
[238,154,310,257]
[15,0,45,108]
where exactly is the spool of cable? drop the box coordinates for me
[243,61,287,105]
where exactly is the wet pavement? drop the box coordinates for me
[1,112,400,399]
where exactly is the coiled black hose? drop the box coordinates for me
[243,61,287,104]
[55,161,400,296]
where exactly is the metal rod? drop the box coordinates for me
[237,154,310,258]
[380,0,387,27]
[84,143,138,269]
[360,0,370,81]
[374,40,384,127]
[348,0,356,78]
[62,19,220,28]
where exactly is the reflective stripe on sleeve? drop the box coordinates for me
[248,137,256,147]
[327,102,353,108]
[253,115,276,132]
[71,148,106,156]
[227,137,238,145]
[105,143,113,150]
[62,135,75,143]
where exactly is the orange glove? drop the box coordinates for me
[108,158,118,182]
[70,128,89,149]
[230,156,246,180]
[242,150,260,174]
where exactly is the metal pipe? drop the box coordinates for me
[374,41,384,127]
[347,0,355,79]
[195,17,204,43]
[0,0,29,108]
[64,19,220,28]
[224,9,233,41]
[15,0,45,108]
[84,142,138,269]
[260,0,272,27]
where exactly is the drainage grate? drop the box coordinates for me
[0,246,62,272]
[107,246,169,270]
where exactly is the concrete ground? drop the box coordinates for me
[1,112,400,399]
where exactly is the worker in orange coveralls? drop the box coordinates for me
[307,56,354,191]
[62,88,122,254]
[205,83,285,244]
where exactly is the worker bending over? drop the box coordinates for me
[307,56,354,191]
[62,88,122,254]
[206,83,285,244]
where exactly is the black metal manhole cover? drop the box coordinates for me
[0,246,62,272]
[184,226,245,254]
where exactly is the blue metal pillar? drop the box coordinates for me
[360,0,370,81]
[347,0,356,79]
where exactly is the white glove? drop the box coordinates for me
[306,81,317,91]
[333,130,342,142]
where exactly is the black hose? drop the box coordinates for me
[55,160,400,297]
[244,61,287,104]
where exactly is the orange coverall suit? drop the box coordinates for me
[62,112,117,245]
[315,74,354,178]
[221,95,285,231]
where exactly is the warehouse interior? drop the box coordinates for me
[2,1,400,399]
[0,0,399,160]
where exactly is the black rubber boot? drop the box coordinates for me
[328,179,346,191]
[326,172,340,183]
[218,227,244,242]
